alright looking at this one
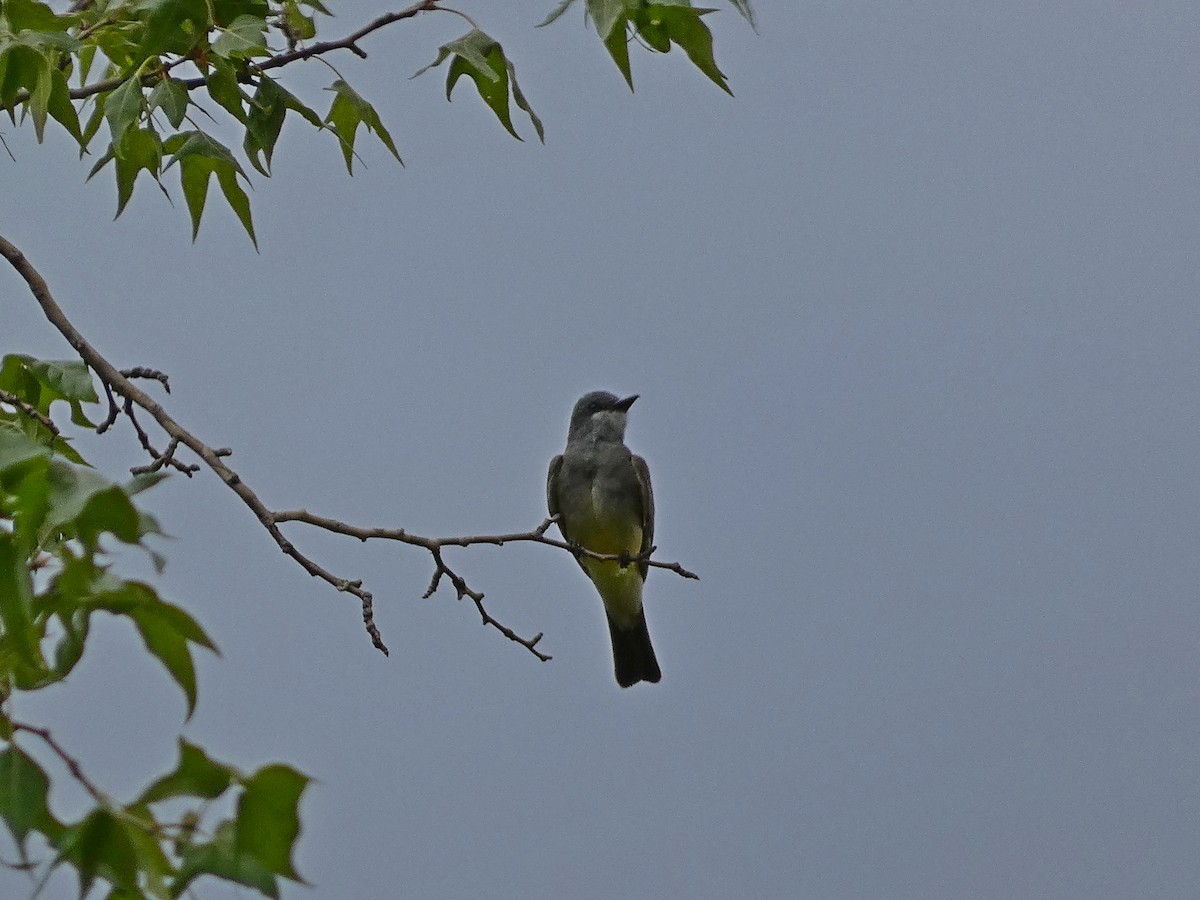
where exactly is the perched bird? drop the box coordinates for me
[547,391,661,687]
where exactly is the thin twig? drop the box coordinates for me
[269,510,698,658]
[0,389,61,438]
[96,379,120,434]
[120,366,171,394]
[271,510,699,578]
[123,397,199,476]
[10,721,105,805]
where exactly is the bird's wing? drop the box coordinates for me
[547,453,590,575]
[546,454,564,522]
[631,454,655,579]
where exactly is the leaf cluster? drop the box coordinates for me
[0,738,309,898]
[0,0,752,244]
[539,0,744,93]
[0,354,309,898]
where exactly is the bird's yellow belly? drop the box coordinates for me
[569,496,642,556]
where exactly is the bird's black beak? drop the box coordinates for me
[614,394,639,412]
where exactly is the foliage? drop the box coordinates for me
[1,1,751,895]
[0,354,310,897]
[0,0,752,246]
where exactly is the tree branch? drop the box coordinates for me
[1,233,697,664]
[0,388,61,439]
[270,509,699,579]
[63,1,445,102]
[0,233,395,654]
[10,721,105,805]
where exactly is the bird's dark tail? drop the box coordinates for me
[607,608,662,688]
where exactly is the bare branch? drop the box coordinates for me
[120,366,171,394]
[123,397,200,476]
[0,233,697,663]
[271,510,699,578]
[96,379,120,434]
[424,545,550,661]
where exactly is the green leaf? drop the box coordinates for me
[324,79,401,174]
[0,537,50,687]
[110,127,166,219]
[507,58,544,143]
[140,739,238,804]
[138,0,210,59]
[216,164,257,248]
[643,3,732,94]
[587,0,627,40]
[27,51,53,142]
[178,156,211,241]
[211,0,269,25]
[441,29,499,79]
[537,0,582,27]
[0,45,42,116]
[94,581,217,718]
[446,51,519,138]
[2,0,68,33]
[51,601,90,678]
[418,30,543,142]
[105,76,144,146]
[165,130,256,246]
[121,804,176,898]
[727,0,756,29]
[637,12,671,52]
[281,1,316,41]
[173,820,279,899]
[76,42,97,88]
[0,422,51,472]
[243,77,325,176]
[0,430,52,538]
[148,78,188,129]
[0,746,64,850]
[601,11,632,88]
[243,76,286,176]
[55,808,139,897]
[46,67,83,146]
[276,79,322,127]
[44,463,141,544]
[124,471,170,497]
[13,28,83,53]
[91,25,138,72]
[80,91,107,155]
[24,357,98,405]
[235,764,309,881]
[205,58,248,124]
[211,14,269,59]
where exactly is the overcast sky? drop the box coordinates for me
[4,1,1200,897]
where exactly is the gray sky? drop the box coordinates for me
[4,1,1199,897]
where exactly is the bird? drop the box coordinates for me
[547,390,661,687]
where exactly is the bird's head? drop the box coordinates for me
[568,391,638,442]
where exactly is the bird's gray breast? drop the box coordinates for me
[556,441,642,552]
